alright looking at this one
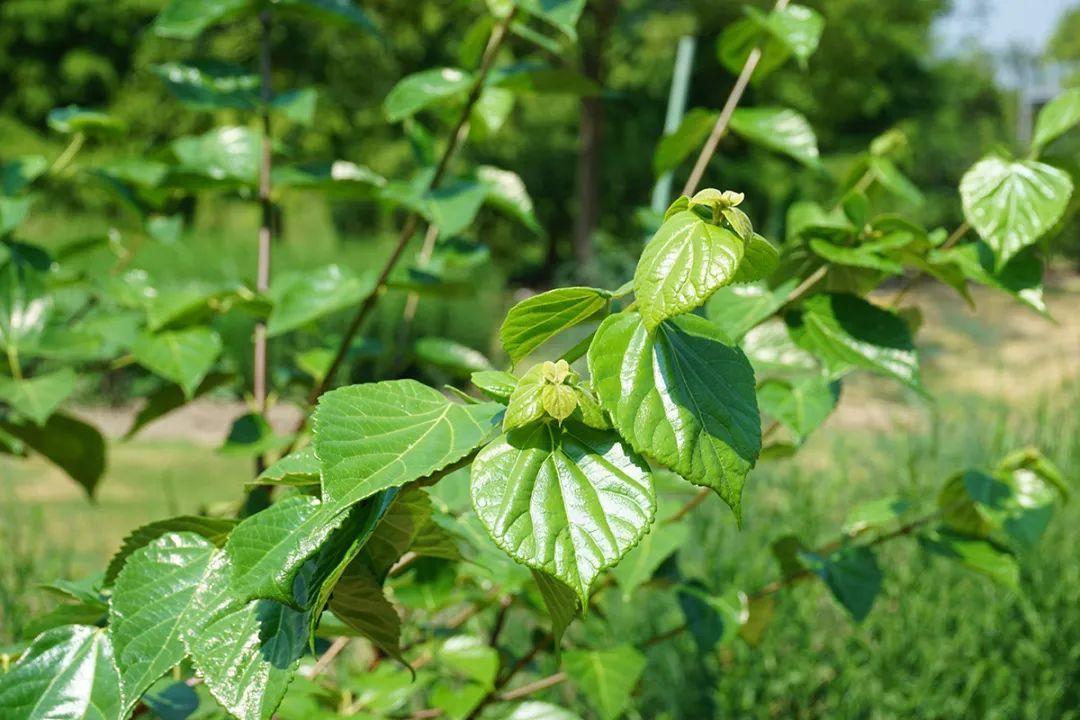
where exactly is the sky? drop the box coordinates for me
[936,0,1077,54]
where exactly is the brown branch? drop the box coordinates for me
[306,636,349,680]
[681,0,791,197]
[278,9,518,452]
[253,9,274,476]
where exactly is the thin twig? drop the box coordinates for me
[306,637,350,680]
[681,0,791,197]
[281,9,518,450]
[499,671,568,701]
[253,9,274,476]
[664,488,710,524]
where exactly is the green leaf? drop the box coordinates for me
[146,281,240,331]
[959,155,1073,268]
[0,196,32,236]
[471,370,518,402]
[2,155,48,195]
[705,279,795,341]
[504,702,583,720]
[802,546,883,622]
[470,422,656,604]
[152,60,261,110]
[611,522,689,600]
[589,312,761,518]
[488,65,601,96]
[46,105,126,137]
[563,645,646,720]
[472,87,514,136]
[109,533,217,715]
[500,287,610,364]
[269,0,378,33]
[842,496,912,537]
[764,4,825,65]
[219,413,289,456]
[182,552,308,720]
[1,413,106,497]
[919,528,1019,590]
[516,0,585,38]
[676,584,747,652]
[327,559,404,661]
[732,233,780,283]
[1031,87,1080,153]
[477,165,544,236]
[808,237,904,274]
[931,242,1046,315]
[273,161,385,197]
[785,293,920,390]
[0,368,77,426]
[0,251,52,355]
[255,446,320,487]
[383,68,474,122]
[729,108,819,167]
[132,327,223,399]
[268,264,374,337]
[867,157,923,206]
[361,488,433,578]
[0,625,121,720]
[634,211,744,330]
[142,681,199,720]
[314,379,502,507]
[939,467,1063,551]
[652,108,718,175]
[171,126,260,187]
[153,0,250,39]
[414,337,493,377]
[718,4,823,77]
[125,372,233,439]
[756,375,839,442]
[531,569,579,650]
[105,516,237,585]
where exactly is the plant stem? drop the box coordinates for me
[48,132,85,175]
[253,9,274,477]
[282,9,517,450]
[681,0,791,197]
[6,347,21,380]
[306,637,349,680]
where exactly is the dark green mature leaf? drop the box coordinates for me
[273,161,385,196]
[653,108,718,175]
[0,368,77,426]
[268,264,374,337]
[732,233,780,283]
[0,251,52,355]
[516,0,585,37]
[142,681,200,720]
[132,327,223,398]
[125,372,233,439]
[471,370,518,402]
[488,64,600,96]
[729,108,819,166]
[705,280,795,341]
[383,68,474,122]
[327,559,403,661]
[802,546,883,622]
[589,312,761,518]
[959,155,1072,268]
[757,375,839,442]
[563,645,646,720]
[499,287,610,364]
[414,337,493,377]
[785,293,920,390]
[919,528,1019,590]
[531,569,578,649]
[359,488,432,578]
[105,516,237,585]
[932,242,1047,315]
[634,211,744,330]
[677,584,747,653]
[47,105,126,137]
[314,380,502,507]
[109,533,217,715]
[153,0,250,39]
[2,155,48,195]
[270,0,378,33]
[254,446,320,487]
[611,522,689,600]
[470,422,656,603]
[0,625,121,720]
[940,466,1063,552]
[1,413,106,497]
[183,552,308,720]
[225,495,347,606]
[219,413,289,457]
[1031,87,1080,153]
[152,60,261,110]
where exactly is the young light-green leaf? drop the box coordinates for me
[267,264,374,337]
[383,68,474,122]
[109,532,217,715]
[757,375,839,442]
[153,0,250,39]
[1031,87,1080,153]
[729,107,820,167]
[500,287,610,364]
[563,645,646,720]
[959,155,1073,269]
[634,211,744,331]
[0,367,77,426]
[470,422,656,604]
[588,312,761,519]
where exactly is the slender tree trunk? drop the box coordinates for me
[253,10,273,476]
[570,0,618,273]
